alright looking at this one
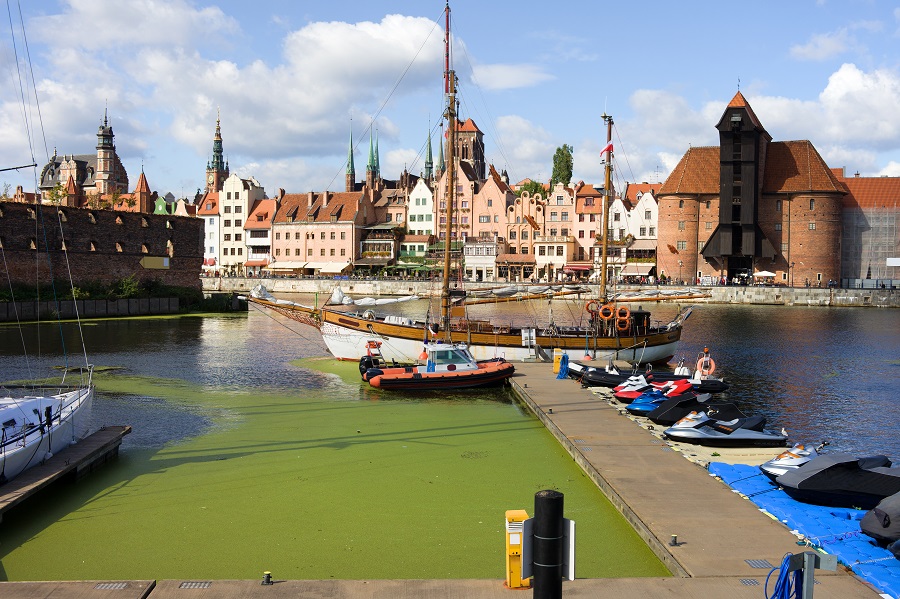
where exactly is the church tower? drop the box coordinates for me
[345,130,356,192]
[455,118,485,180]
[95,110,115,195]
[206,112,229,192]
[365,129,377,189]
[424,130,434,182]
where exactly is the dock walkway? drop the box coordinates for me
[0,369,884,598]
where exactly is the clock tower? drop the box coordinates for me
[206,111,229,191]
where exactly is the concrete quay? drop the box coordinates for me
[0,366,885,598]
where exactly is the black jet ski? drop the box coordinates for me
[571,354,729,393]
[663,411,788,447]
[645,395,747,426]
[775,453,900,509]
[861,491,900,545]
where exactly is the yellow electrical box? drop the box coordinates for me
[505,509,530,589]
[552,348,564,373]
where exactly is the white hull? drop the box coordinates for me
[0,386,94,484]
[320,321,679,365]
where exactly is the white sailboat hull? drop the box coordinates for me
[0,387,94,483]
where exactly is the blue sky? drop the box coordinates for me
[2,0,899,199]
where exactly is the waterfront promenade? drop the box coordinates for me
[0,364,883,598]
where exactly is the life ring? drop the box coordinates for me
[599,304,615,320]
[696,356,716,375]
[363,310,376,320]
[616,305,630,320]
[585,300,600,314]
[616,317,629,331]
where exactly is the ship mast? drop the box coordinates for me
[599,113,614,300]
[440,2,455,341]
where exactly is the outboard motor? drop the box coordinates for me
[359,355,377,376]
[363,368,384,382]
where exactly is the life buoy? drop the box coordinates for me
[363,310,376,320]
[616,305,631,320]
[697,356,716,375]
[585,300,600,314]
[599,304,615,320]
[616,317,629,332]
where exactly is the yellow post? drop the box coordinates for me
[505,509,530,589]
[552,349,563,374]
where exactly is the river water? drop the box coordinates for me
[0,300,897,580]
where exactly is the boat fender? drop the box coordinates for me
[585,300,600,314]
[616,317,629,332]
[616,305,630,320]
[363,310,376,320]
[697,356,716,375]
[599,304,615,320]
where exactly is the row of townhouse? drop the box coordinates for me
[193,116,664,281]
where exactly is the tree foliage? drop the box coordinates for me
[515,179,545,197]
[550,144,574,188]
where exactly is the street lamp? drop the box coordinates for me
[677,260,683,285]
[790,261,795,287]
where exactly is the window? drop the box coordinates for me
[809,222,816,230]
[561,228,568,236]
[320,248,325,256]
[539,246,546,256]
[645,210,651,219]
[698,241,704,252]
[330,248,335,256]
[224,234,231,241]
[556,195,564,205]
[614,213,620,221]
[341,232,346,240]
[320,232,325,240]
[308,248,312,256]
[556,246,564,256]
[295,232,301,240]
[235,234,242,241]
[224,220,231,227]
[487,199,492,207]
[206,204,212,211]
[341,248,346,256]
[295,248,302,256]
[776,200,782,212]
[509,230,517,240]
[521,230,528,240]
[234,192,240,200]
[775,223,782,231]
[679,200,684,209]
[550,212,558,221]
[549,228,557,236]
[781,242,788,252]
[235,220,242,227]
[235,206,242,213]
[676,240,687,250]
[578,230,585,238]
[479,215,490,223]
[561,212,569,221]
[224,206,231,213]
[648,227,655,236]
[521,246,528,254]
[706,221,712,230]
[276,249,281,256]
[227,192,232,200]
[275,232,281,240]
[678,221,685,230]
[809,199,815,210]
[209,246,214,253]
[237,248,242,255]
[640,227,646,236]
[330,232,336,240]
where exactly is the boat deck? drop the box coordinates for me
[0,425,131,523]
[0,369,884,598]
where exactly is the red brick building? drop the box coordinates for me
[657,92,846,286]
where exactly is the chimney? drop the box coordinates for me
[308,191,314,208]
[323,191,331,208]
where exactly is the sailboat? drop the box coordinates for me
[246,3,691,366]
[0,7,94,484]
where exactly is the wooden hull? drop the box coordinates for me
[247,297,684,365]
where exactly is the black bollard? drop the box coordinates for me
[533,489,564,599]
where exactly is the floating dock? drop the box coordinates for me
[0,367,887,597]
[0,425,131,523]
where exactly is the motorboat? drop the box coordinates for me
[758,442,827,481]
[775,453,900,509]
[663,411,788,447]
[645,395,747,426]
[861,491,900,545]
[1,372,94,485]
[363,342,515,391]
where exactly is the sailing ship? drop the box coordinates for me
[246,4,691,366]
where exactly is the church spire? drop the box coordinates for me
[207,108,228,191]
[346,127,356,192]
[424,129,434,180]
[437,126,445,173]
[375,129,381,177]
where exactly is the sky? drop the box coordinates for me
[1,0,899,200]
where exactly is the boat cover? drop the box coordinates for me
[710,462,900,598]
[645,396,746,426]
[775,453,900,509]
[861,491,900,544]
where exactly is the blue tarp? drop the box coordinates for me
[556,353,569,379]
[709,462,900,598]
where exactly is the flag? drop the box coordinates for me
[601,142,614,158]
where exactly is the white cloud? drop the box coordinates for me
[790,30,851,61]
[470,64,554,91]
[489,115,556,183]
[874,161,900,176]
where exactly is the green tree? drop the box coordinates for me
[515,179,545,197]
[44,182,66,205]
[550,144,574,188]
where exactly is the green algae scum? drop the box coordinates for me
[0,356,668,581]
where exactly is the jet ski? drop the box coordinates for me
[614,378,694,402]
[573,351,730,393]
[860,491,900,545]
[775,453,900,509]
[759,442,827,481]
[663,411,789,447]
[625,390,711,416]
[645,395,747,426]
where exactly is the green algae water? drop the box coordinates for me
[0,312,667,580]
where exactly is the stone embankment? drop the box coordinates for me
[0,298,180,322]
[203,276,900,308]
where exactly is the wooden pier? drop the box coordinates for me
[0,425,131,523]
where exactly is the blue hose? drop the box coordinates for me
[765,553,800,599]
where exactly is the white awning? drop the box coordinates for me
[303,262,330,270]
[264,261,306,270]
[320,262,351,274]
[629,239,656,251]
[620,263,655,276]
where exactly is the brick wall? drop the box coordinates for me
[0,201,202,289]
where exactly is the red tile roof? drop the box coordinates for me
[727,91,767,133]
[624,182,661,204]
[274,191,365,224]
[197,192,219,215]
[458,118,481,133]
[838,175,900,210]
[245,199,277,229]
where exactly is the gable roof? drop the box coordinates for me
[245,199,277,229]
[197,192,219,215]
[624,182,661,205]
[658,146,720,195]
[275,191,364,224]
[839,174,900,210]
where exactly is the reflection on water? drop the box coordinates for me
[2,302,897,459]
